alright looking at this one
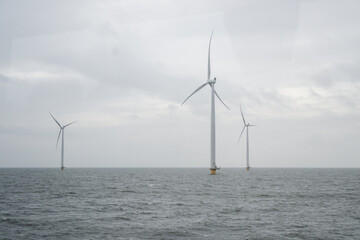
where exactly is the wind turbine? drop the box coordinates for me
[49,112,77,170]
[238,105,256,171]
[182,31,230,175]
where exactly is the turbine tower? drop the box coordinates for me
[238,105,256,171]
[49,112,77,170]
[182,31,230,175]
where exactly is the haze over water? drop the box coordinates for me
[1,168,359,239]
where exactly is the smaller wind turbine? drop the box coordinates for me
[49,112,77,170]
[238,105,256,171]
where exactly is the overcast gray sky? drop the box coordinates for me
[1,0,359,168]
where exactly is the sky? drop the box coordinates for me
[0,0,359,168]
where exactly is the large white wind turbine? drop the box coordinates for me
[182,31,230,175]
[238,105,256,171]
[49,112,77,170]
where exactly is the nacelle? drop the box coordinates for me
[208,77,216,84]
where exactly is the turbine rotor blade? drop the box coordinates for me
[214,89,230,110]
[182,82,208,105]
[49,112,61,128]
[240,105,246,125]
[64,121,77,128]
[237,126,246,144]
[249,124,257,127]
[208,31,214,80]
[56,129,62,149]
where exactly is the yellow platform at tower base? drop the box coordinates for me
[210,167,220,175]
[246,167,250,171]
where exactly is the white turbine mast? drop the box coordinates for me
[238,105,256,171]
[182,31,230,175]
[49,112,77,170]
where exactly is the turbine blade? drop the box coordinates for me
[56,129,62,149]
[64,121,77,128]
[249,124,257,127]
[214,89,230,110]
[49,112,61,128]
[208,31,214,80]
[237,126,246,144]
[240,105,246,125]
[182,82,208,105]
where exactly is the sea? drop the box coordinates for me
[0,168,359,240]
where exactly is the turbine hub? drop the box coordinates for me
[208,78,216,84]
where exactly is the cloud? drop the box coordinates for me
[1,0,360,168]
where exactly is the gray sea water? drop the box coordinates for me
[0,168,359,239]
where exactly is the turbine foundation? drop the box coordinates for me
[210,168,217,175]
[246,167,250,171]
[61,167,64,171]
